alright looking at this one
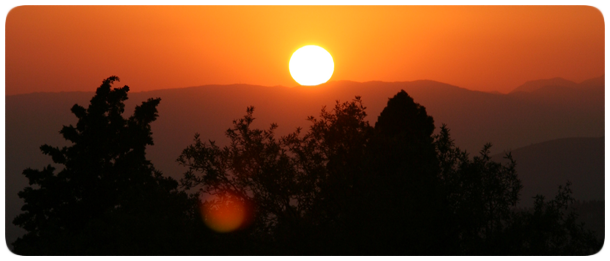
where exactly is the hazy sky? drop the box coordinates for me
[5,6,605,95]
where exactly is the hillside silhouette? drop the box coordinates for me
[510,75,603,93]
[492,137,604,207]
[511,77,578,93]
[6,77,604,253]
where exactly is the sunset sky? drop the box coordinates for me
[4,5,605,95]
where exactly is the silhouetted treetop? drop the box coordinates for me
[13,76,194,255]
[375,90,434,142]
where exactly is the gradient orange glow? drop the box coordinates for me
[201,191,250,233]
[5,6,604,95]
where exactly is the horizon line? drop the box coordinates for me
[5,75,604,97]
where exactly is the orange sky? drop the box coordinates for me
[5,6,605,95]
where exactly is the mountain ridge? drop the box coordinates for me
[10,76,593,97]
[510,75,604,93]
[491,137,604,207]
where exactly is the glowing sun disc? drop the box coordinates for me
[289,45,334,86]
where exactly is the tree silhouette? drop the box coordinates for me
[179,89,601,255]
[179,93,450,254]
[350,90,449,254]
[434,126,522,254]
[434,125,600,255]
[14,81,600,255]
[12,76,195,255]
[178,98,375,254]
[503,182,602,255]
[286,97,374,254]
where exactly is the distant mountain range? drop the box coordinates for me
[5,76,604,245]
[510,76,604,93]
[511,77,578,93]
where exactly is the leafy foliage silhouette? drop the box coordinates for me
[13,80,601,255]
[178,89,602,255]
[178,98,375,254]
[504,182,602,255]
[435,127,601,255]
[12,77,198,255]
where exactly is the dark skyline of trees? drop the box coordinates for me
[11,76,603,255]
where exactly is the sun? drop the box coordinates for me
[289,45,334,86]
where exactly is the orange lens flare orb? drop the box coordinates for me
[289,45,334,86]
[201,192,249,233]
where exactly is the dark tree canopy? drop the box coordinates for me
[178,89,601,255]
[503,182,602,255]
[13,83,601,255]
[178,98,375,254]
[361,90,448,254]
[12,77,196,255]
